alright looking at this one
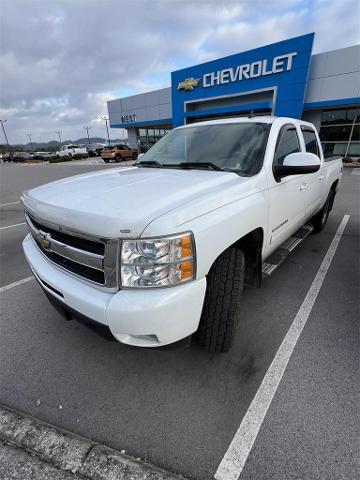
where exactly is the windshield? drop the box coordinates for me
[137,122,270,175]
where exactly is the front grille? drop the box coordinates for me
[25,213,118,288]
[29,215,104,255]
[40,249,105,284]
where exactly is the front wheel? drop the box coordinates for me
[197,248,245,352]
[115,155,123,163]
[311,190,334,233]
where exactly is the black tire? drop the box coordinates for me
[132,152,138,160]
[115,155,124,163]
[103,158,109,163]
[197,248,245,353]
[311,190,334,233]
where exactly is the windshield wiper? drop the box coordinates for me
[137,160,224,171]
[136,160,162,168]
[177,162,224,171]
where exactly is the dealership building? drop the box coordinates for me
[107,34,359,157]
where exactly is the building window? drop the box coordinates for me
[319,107,359,158]
[136,126,171,153]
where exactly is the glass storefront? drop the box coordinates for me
[319,107,359,158]
[137,127,171,153]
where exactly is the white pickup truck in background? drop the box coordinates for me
[56,144,88,157]
[22,117,342,352]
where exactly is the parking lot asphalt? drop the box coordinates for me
[0,163,359,480]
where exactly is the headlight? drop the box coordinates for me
[121,232,195,288]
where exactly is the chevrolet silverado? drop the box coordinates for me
[22,117,342,352]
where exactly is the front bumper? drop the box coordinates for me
[23,234,206,347]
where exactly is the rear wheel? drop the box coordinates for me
[197,248,245,352]
[311,190,334,233]
[132,152,138,160]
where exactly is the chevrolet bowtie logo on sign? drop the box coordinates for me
[177,78,200,91]
[36,232,51,251]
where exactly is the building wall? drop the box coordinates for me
[127,127,138,149]
[171,34,314,126]
[305,45,360,106]
[107,42,359,134]
[108,87,172,128]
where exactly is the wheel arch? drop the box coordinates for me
[329,179,339,210]
[206,227,264,288]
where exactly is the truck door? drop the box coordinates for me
[300,126,324,218]
[267,124,308,251]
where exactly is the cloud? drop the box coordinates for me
[0,0,359,144]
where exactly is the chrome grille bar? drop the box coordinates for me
[24,212,119,289]
[25,214,103,271]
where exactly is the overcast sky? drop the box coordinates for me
[1,0,359,144]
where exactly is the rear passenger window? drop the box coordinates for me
[274,127,300,166]
[302,129,320,157]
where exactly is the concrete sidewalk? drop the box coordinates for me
[0,406,184,480]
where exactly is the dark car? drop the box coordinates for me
[86,143,105,157]
[3,152,33,162]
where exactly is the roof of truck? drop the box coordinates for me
[178,116,307,129]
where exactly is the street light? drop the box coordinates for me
[26,132,33,151]
[83,125,91,144]
[55,130,62,145]
[99,116,110,145]
[0,119,10,146]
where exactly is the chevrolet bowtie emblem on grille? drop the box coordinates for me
[36,232,51,251]
[177,77,200,91]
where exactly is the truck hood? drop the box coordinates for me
[22,166,251,238]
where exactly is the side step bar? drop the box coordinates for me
[262,223,314,278]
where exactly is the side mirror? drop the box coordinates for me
[274,152,321,180]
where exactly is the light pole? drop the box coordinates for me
[26,133,33,151]
[0,119,9,146]
[83,125,91,144]
[99,116,110,145]
[55,130,62,146]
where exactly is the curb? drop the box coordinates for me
[0,405,184,480]
[343,163,360,168]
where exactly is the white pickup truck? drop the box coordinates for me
[56,144,88,157]
[22,117,342,352]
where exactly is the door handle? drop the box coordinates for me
[318,175,324,181]
[300,183,308,191]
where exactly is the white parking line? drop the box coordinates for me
[0,222,26,230]
[215,214,350,480]
[0,201,20,207]
[0,276,34,293]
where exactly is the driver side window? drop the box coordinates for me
[274,127,300,166]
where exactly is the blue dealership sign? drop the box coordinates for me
[171,33,314,126]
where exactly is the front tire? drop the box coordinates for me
[115,155,124,163]
[197,248,245,352]
[311,190,334,233]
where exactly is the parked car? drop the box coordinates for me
[2,152,13,162]
[22,117,342,352]
[56,144,87,157]
[3,151,33,162]
[86,143,104,157]
[101,144,138,162]
[33,152,51,160]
